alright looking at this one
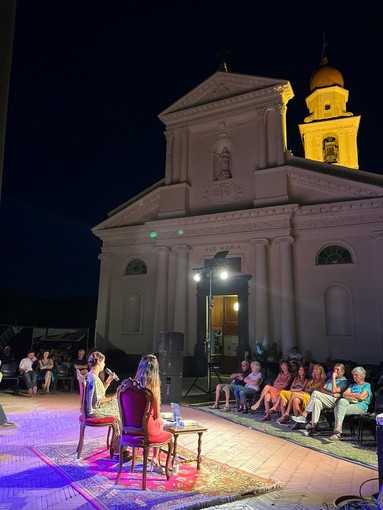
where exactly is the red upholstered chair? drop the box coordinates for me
[76,369,118,459]
[115,377,173,490]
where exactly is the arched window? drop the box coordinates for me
[122,291,142,333]
[323,136,339,164]
[316,245,353,265]
[125,259,147,275]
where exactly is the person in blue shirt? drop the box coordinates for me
[292,362,349,436]
[329,366,372,441]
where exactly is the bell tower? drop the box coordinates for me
[299,52,360,169]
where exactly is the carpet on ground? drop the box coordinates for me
[193,405,378,470]
[31,440,281,510]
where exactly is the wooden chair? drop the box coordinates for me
[76,369,118,459]
[115,377,173,490]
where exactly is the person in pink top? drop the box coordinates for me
[134,354,167,473]
[251,359,292,420]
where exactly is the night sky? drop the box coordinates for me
[0,2,381,298]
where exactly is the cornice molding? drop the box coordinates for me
[287,167,382,198]
[294,200,383,229]
[93,191,161,230]
[161,87,285,124]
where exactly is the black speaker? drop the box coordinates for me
[158,332,184,404]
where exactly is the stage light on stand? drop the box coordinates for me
[185,250,229,396]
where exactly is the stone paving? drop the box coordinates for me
[0,386,380,509]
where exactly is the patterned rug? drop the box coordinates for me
[31,440,281,510]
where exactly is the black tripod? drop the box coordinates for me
[184,354,223,396]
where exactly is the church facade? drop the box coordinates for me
[92,57,383,373]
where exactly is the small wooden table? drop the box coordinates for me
[164,422,207,470]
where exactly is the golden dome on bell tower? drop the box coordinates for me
[310,56,344,91]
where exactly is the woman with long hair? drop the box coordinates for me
[277,363,327,425]
[251,359,292,420]
[267,363,308,418]
[37,350,55,393]
[134,353,166,472]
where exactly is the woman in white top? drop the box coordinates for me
[233,361,263,414]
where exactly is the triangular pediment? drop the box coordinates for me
[92,182,163,233]
[158,70,291,123]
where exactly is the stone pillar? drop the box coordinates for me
[251,238,270,349]
[179,127,190,183]
[172,244,190,334]
[164,129,174,185]
[275,236,296,357]
[256,106,267,170]
[94,252,113,353]
[152,246,169,351]
[277,103,287,165]
[266,103,285,167]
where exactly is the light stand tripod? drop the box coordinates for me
[184,251,228,396]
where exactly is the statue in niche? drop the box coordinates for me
[216,147,232,180]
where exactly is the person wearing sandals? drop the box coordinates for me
[251,359,292,420]
[277,363,326,426]
[329,366,372,441]
[233,361,263,413]
[267,363,308,420]
[209,360,250,412]
[291,362,349,436]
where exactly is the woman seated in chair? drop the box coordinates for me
[277,363,326,425]
[251,359,292,421]
[329,366,372,441]
[266,363,309,420]
[37,350,55,393]
[134,353,167,473]
[86,351,130,458]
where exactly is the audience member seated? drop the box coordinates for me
[328,366,372,441]
[37,350,55,393]
[291,362,349,436]
[288,346,303,362]
[251,359,292,421]
[0,346,15,364]
[267,363,308,419]
[375,361,383,393]
[19,350,38,396]
[289,360,300,378]
[267,342,280,363]
[209,359,250,412]
[233,360,263,414]
[72,349,89,376]
[278,363,327,426]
